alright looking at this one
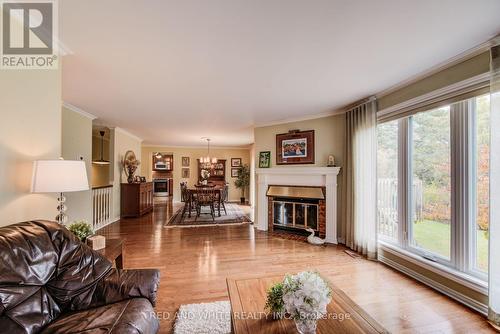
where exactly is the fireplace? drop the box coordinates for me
[153,178,171,197]
[256,167,341,243]
[267,186,326,237]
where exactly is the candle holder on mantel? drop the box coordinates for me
[327,155,335,167]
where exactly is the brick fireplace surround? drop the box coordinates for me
[255,167,341,244]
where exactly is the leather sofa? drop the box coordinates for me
[0,220,160,334]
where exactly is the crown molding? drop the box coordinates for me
[110,127,143,143]
[254,108,345,128]
[142,143,252,150]
[376,40,491,99]
[62,102,97,120]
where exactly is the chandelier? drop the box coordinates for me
[200,138,217,166]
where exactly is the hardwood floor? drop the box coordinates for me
[97,198,493,333]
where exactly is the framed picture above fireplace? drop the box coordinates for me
[276,130,315,165]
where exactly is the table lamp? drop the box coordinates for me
[31,159,89,224]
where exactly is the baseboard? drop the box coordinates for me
[95,217,119,232]
[379,254,488,316]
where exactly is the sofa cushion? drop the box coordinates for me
[0,286,61,334]
[0,221,159,334]
[0,221,113,333]
[40,298,159,334]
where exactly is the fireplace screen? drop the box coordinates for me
[273,198,318,231]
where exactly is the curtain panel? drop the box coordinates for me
[488,36,500,329]
[341,98,378,259]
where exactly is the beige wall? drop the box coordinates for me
[0,69,62,227]
[111,128,142,220]
[249,143,256,220]
[253,114,346,230]
[61,106,93,224]
[141,146,250,202]
[254,114,345,168]
[91,132,111,187]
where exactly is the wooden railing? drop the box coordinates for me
[92,185,113,230]
[377,178,423,239]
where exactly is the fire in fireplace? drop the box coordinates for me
[266,185,326,237]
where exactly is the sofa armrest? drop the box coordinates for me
[91,269,160,307]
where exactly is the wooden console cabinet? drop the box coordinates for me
[120,182,153,217]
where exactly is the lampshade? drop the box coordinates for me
[31,160,89,193]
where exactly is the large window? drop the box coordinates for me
[377,95,490,279]
[410,107,451,260]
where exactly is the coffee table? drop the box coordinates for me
[227,275,388,334]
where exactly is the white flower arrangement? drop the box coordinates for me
[200,169,210,180]
[282,271,332,321]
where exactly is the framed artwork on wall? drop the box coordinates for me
[182,168,190,178]
[231,158,242,167]
[276,130,315,165]
[182,157,190,167]
[259,151,271,168]
[231,168,240,178]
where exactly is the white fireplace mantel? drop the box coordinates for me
[256,167,341,244]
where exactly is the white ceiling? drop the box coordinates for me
[60,0,500,147]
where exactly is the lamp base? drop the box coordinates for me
[55,193,68,224]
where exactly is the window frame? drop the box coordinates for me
[468,96,489,280]
[376,95,490,281]
[406,111,453,267]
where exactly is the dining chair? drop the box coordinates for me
[180,182,188,202]
[194,188,217,221]
[218,184,228,215]
[180,182,197,218]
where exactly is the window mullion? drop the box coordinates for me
[398,118,410,249]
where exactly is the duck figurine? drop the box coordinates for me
[306,228,325,245]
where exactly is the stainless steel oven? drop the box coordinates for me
[153,178,170,196]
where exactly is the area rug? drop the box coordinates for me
[173,301,231,334]
[165,203,251,227]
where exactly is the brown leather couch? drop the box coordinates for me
[0,220,160,334]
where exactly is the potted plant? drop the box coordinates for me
[265,282,285,319]
[234,164,250,204]
[67,220,93,242]
[282,271,332,334]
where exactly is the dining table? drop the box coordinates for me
[183,185,224,218]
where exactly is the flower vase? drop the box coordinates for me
[294,318,317,334]
[127,165,137,184]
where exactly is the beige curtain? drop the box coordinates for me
[341,98,378,259]
[488,35,500,329]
